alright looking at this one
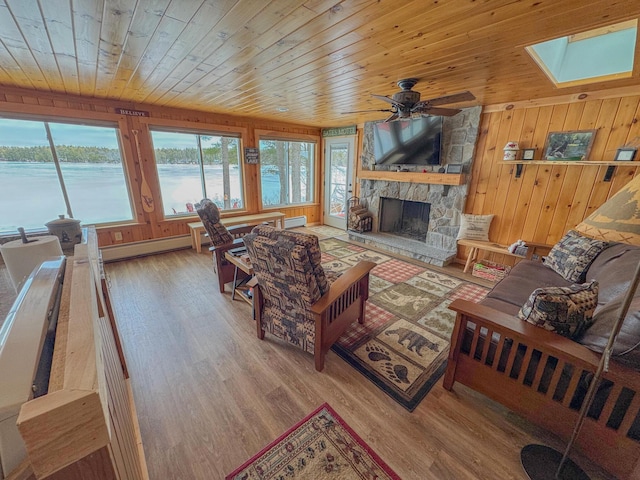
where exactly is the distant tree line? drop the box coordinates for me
[0,145,121,163]
[153,145,240,165]
[0,144,240,165]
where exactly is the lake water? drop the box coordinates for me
[0,162,282,233]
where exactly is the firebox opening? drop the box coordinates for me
[379,197,430,242]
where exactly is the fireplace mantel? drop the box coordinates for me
[359,170,465,185]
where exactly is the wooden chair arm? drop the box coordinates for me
[227,224,256,236]
[209,237,245,254]
[311,261,375,314]
[449,299,603,370]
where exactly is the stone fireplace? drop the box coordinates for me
[348,106,482,266]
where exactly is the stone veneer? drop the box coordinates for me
[350,106,482,266]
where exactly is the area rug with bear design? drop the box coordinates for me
[315,233,489,412]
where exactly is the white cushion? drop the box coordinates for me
[456,213,494,241]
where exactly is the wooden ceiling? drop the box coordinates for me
[0,0,639,127]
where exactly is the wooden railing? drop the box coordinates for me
[15,228,148,480]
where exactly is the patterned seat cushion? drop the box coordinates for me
[244,232,321,354]
[518,281,599,339]
[250,225,329,295]
[544,230,609,283]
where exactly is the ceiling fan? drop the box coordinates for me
[343,78,475,122]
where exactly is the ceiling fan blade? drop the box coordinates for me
[384,112,399,122]
[427,91,476,106]
[341,108,394,114]
[372,94,403,108]
[416,107,462,116]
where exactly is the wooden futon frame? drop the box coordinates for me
[443,299,640,480]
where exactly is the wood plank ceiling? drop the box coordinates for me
[0,0,639,127]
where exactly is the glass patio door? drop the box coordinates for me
[323,137,354,229]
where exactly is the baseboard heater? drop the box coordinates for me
[101,235,191,261]
[284,215,307,229]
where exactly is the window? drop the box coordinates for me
[526,19,637,87]
[0,118,132,234]
[150,130,244,216]
[259,138,315,207]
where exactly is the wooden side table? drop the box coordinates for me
[457,238,552,273]
[224,251,255,306]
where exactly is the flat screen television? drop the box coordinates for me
[373,116,442,166]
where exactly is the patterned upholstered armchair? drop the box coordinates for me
[196,199,254,293]
[244,225,375,371]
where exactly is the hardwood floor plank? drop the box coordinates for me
[105,248,615,480]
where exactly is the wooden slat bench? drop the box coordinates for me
[458,238,552,274]
[188,211,285,253]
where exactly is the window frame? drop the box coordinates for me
[141,118,249,220]
[0,105,139,231]
[255,129,319,210]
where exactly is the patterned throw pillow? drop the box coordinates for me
[518,281,599,339]
[544,230,608,283]
[456,213,494,241]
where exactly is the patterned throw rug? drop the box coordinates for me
[225,403,400,479]
[315,232,489,412]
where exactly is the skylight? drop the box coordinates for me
[526,20,637,87]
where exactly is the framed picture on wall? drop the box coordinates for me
[521,148,536,160]
[614,148,637,161]
[543,130,596,161]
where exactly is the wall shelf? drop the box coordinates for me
[501,160,639,166]
[502,159,639,181]
[359,170,465,185]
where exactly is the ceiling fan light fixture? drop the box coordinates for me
[378,79,474,121]
[276,106,289,112]
[340,79,474,121]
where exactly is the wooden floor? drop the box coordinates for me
[105,246,616,480]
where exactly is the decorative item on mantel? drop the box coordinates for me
[45,214,82,250]
[503,141,519,160]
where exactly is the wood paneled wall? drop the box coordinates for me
[0,87,321,247]
[5,85,639,258]
[464,93,640,264]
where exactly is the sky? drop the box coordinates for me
[0,117,232,149]
[0,118,120,148]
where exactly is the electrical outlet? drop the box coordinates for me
[114,231,123,241]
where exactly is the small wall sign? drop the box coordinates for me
[322,125,357,137]
[244,147,260,164]
[116,108,150,117]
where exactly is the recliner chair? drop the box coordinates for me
[195,199,254,293]
[243,225,375,371]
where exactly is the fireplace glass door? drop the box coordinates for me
[379,197,430,241]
